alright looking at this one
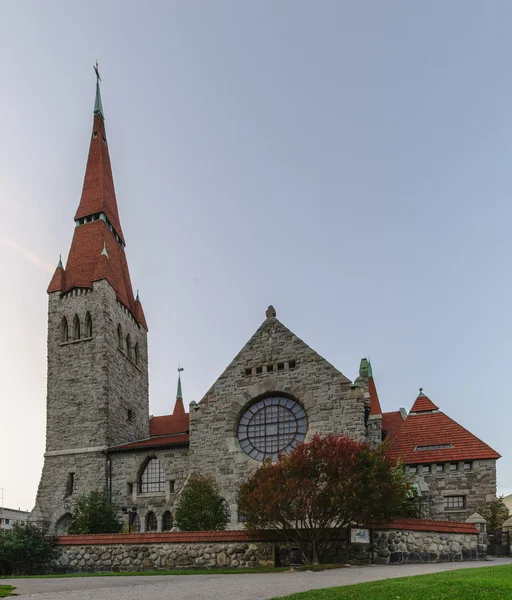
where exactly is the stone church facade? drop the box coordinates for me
[30,78,501,534]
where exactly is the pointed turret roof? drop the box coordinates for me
[359,358,382,416]
[386,390,500,464]
[48,70,147,330]
[148,369,189,438]
[173,368,185,416]
[410,389,439,413]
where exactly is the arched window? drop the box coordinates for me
[134,342,140,366]
[162,511,173,531]
[73,315,81,340]
[130,512,140,532]
[117,324,124,350]
[126,334,133,360]
[61,317,68,343]
[146,511,157,532]
[140,458,165,493]
[55,513,73,535]
[84,312,92,337]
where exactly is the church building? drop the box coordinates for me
[30,76,500,534]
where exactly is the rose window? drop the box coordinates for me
[237,396,308,461]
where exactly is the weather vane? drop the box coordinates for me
[93,60,101,83]
[178,366,184,374]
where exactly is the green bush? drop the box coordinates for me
[0,522,56,576]
[68,490,123,534]
[175,474,228,531]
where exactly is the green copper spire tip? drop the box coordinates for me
[93,61,104,119]
[177,367,184,399]
[359,358,370,377]
[57,254,63,269]
[418,387,424,397]
[367,359,373,378]
[136,289,140,302]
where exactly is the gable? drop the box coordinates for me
[200,313,351,402]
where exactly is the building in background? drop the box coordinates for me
[0,507,29,530]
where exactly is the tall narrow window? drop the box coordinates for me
[134,343,140,366]
[73,315,80,340]
[146,511,158,532]
[84,312,92,337]
[126,334,133,360]
[61,317,69,342]
[162,511,173,531]
[140,458,165,493]
[65,472,75,498]
[117,324,124,351]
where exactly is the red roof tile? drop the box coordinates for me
[110,404,190,452]
[47,221,147,330]
[57,519,477,546]
[109,433,189,452]
[58,530,258,545]
[150,411,189,437]
[386,401,500,464]
[372,518,478,534]
[368,376,383,416]
[75,114,124,244]
[410,393,439,412]
[381,411,405,444]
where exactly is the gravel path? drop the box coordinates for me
[3,558,511,599]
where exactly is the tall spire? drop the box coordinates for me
[48,67,147,330]
[173,367,185,416]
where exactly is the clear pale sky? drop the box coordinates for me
[1,1,511,511]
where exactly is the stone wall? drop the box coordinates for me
[189,314,366,528]
[50,519,481,573]
[408,459,497,521]
[371,529,478,565]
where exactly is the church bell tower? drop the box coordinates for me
[30,67,149,531]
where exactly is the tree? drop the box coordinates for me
[68,490,123,534]
[0,522,56,576]
[477,497,510,531]
[237,433,418,564]
[175,473,228,531]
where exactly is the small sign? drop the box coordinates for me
[350,528,371,544]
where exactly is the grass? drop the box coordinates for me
[0,563,346,580]
[270,564,512,599]
[0,585,15,598]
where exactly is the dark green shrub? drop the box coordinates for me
[175,473,228,531]
[68,490,123,534]
[0,522,56,575]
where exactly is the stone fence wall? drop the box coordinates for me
[52,518,483,573]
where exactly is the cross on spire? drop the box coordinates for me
[94,60,101,82]
[93,61,104,119]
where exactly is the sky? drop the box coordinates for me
[0,1,511,511]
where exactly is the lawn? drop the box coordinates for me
[0,586,15,598]
[271,564,512,599]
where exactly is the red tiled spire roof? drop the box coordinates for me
[368,374,383,416]
[410,389,439,413]
[74,112,125,244]
[386,392,500,464]
[47,77,147,330]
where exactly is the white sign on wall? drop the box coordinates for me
[350,528,371,544]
